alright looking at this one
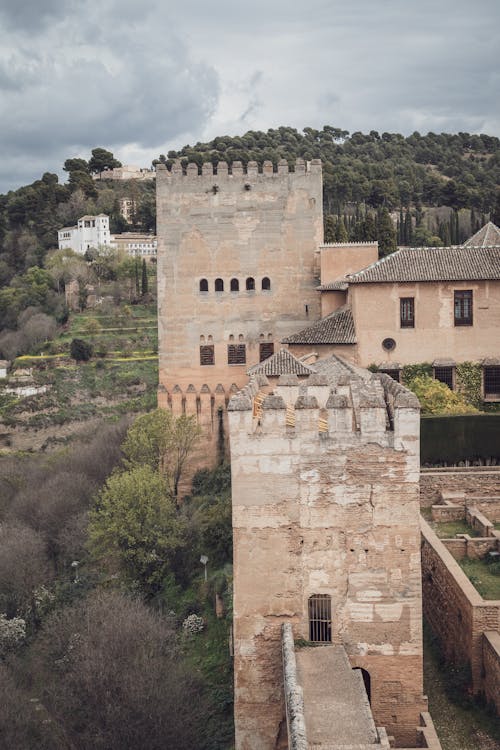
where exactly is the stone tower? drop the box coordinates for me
[228,357,427,749]
[156,159,323,466]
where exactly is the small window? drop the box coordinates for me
[484,366,500,397]
[228,344,246,365]
[246,277,255,291]
[199,279,208,293]
[215,278,224,292]
[400,297,414,328]
[454,290,473,326]
[262,277,271,291]
[200,345,215,366]
[259,342,274,362]
[230,278,239,292]
[308,594,331,643]
[434,367,454,389]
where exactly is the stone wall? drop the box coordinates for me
[420,468,500,507]
[229,370,426,748]
[421,518,500,693]
[482,631,500,714]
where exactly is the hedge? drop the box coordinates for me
[420,414,500,464]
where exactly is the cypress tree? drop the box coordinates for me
[399,208,404,244]
[141,259,148,296]
[377,208,397,257]
[454,211,460,244]
[336,217,348,242]
[404,210,413,245]
[134,260,140,296]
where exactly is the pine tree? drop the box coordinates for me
[141,259,148,296]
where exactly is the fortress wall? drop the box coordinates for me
[229,378,426,748]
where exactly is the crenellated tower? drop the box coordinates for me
[156,159,323,467]
[228,357,427,749]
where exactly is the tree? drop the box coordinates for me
[88,147,122,175]
[88,466,184,590]
[377,208,397,256]
[406,375,478,415]
[70,338,93,362]
[63,157,89,174]
[141,259,149,295]
[122,409,201,499]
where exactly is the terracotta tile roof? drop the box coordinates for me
[247,348,316,377]
[346,245,500,283]
[316,280,349,291]
[282,306,356,345]
[464,221,500,247]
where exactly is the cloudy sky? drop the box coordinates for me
[1,0,499,192]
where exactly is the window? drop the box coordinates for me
[230,278,239,292]
[308,594,331,643]
[379,368,400,383]
[434,367,454,389]
[454,290,473,326]
[200,345,215,366]
[228,344,246,365]
[259,342,274,362]
[262,277,271,291]
[215,278,224,292]
[199,279,208,292]
[484,366,500,398]
[246,277,255,291]
[400,297,414,328]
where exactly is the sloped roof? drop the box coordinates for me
[464,221,500,247]
[316,280,349,291]
[247,348,316,377]
[282,306,356,345]
[346,245,500,283]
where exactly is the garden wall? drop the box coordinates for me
[420,468,500,507]
[421,414,500,465]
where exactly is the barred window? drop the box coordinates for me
[228,344,246,365]
[259,342,274,362]
[434,367,454,389]
[454,290,473,326]
[308,594,332,643]
[484,366,500,396]
[400,297,414,328]
[200,345,215,366]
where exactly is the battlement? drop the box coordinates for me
[228,368,420,459]
[156,157,322,178]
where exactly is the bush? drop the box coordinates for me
[70,338,93,362]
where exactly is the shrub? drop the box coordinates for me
[0,614,26,656]
[182,613,204,634]
[70,338,93,362]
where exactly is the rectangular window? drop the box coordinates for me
[259,342,274,362]
[454,290,473,326]
[308,595,332,643]
[380,369,401,383]
[434,367,454,389]
[400,297,414,328]
[199,345,215,366]
[228,344,246,365]
[484,366,500,397]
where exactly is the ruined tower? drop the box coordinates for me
[228,358,428,749]
[156,159,323,465]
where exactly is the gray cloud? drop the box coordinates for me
[1,0,499,192]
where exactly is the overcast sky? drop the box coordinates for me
[1,0,499,193]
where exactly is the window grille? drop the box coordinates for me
[400,297,414,328]
[308,594,332,643]
[484,366,500,396]
[228,344,246,365]
[200,345,215,366]
[434,367,454,389]
[199,279,208,292]
[454,290,473,326]
[259,342,274,362]
[246,277,255,291]
[262,277,271,291]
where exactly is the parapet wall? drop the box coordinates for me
[157,157,322,178]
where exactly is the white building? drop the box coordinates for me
[111,232,157,259]
[58,214,111,255]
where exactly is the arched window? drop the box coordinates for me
[199,278,208,292]
[215,278,224,292]
[246,277,255,291]
[308,594,332,642]
[262,277,271,291]
[230,278,239,292]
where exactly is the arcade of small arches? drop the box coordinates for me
[199,277,271,293]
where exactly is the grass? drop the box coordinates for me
[431,519,481,538]
[424,622,500,750]
[458,558,500,599]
